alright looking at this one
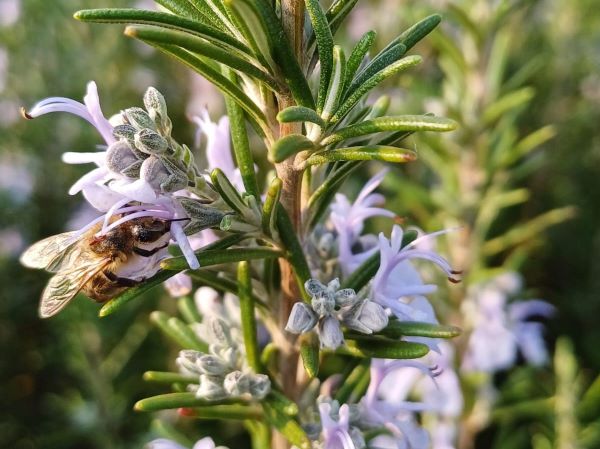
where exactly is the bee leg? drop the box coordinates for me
[104,270,142,287]
[133,242,169,257]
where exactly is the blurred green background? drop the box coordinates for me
[0,0,598,448]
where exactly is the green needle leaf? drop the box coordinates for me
[143,371,198,384]
[263,399,311,449]
[223,70,261,199]
[379,321,462,339]
[339,338,430,359]
[252,0,315,109]
[270,134,316,163]
[134,392,251,411]
[124,25,279,91]
[161,247,283,271]
[381,14,442,54]
[262,177,282,237]
[209,167,248,213]
[321,46,347,121]
[74,9,252,55]
[344,30,376,91]
[347,43,406,96]
[303,145,417,167]
[326,0,359,36]
[300,334,320,378]
[305,0,334,113]
[277,106,325,128]
[334,359,370,403]
[238,262,261,372]
[178,296,203,324]
[330,56,423,124]
[150,311,208,351]
[322,115,457,146]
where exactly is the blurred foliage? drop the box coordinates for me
[1,0,599,448]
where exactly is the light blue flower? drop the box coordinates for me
[462,273,555,373]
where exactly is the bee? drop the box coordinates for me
[20,217,175,318]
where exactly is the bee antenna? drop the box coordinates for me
[167,218,191,223]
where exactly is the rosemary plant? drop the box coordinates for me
[19,1,465,448]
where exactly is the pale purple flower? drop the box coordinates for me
[462,273,555,373]
[360,359,432,449]
[23,82,202,269]
[319,402,356,449]
[330,170,395,275]
[192,108,244,190]
[375,343,463,449]
[146,437,228,449]
[379,343,462,418]
[0,0,20,27]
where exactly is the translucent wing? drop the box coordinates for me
[20,231,81,272]
[39,250,111,318]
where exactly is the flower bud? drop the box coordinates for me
[178,198,227,234]
[198,354,229,376]
[318,315,344,349]
[219,347,239,369]
[207,317,232,346]
[334,288,358,308]
[135,128,169,155]
[143,86,171,134]
[326,278,341,292]
[197,374,227,400]
[305,279,326,297]
[140,156,169,189]
[112,124,137,145]
[158,157,189,192]
[223,370,251,396]
[312,294,336,317]
[249,374,271,399]
[125,106,156,131]
[342,300,388,334]
[285,302,318,334]
[106,141,140,175]
[176,349,203,375]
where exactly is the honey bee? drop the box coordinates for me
[20,217,175,318]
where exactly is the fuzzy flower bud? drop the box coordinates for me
[249,374,271,399]
[143,86,172,135]
[125,106,156,131]
[318,315,344,349]
[197,374,228,400]
[135,128,168,155]
[286,302,318,334]
[105,141,140,176]
[223,370,251,396]
[342,300,389,334]
[176,349,202,375]
[197,354,229,376]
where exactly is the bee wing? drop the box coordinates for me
[20,231,81,272]
[39,250,111,318]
